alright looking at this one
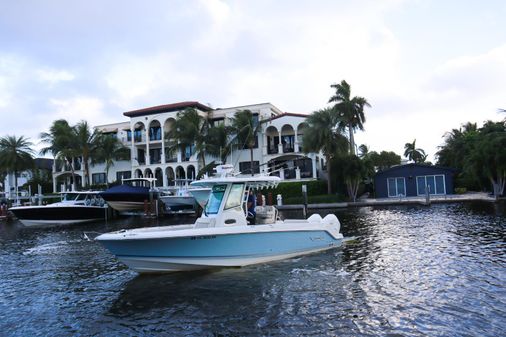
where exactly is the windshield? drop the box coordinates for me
[224,183,244,209]
[62,193,78,201]
[205,184,227,214]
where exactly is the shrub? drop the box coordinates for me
[454,187,467,194]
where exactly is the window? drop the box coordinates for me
[183,144,194,161]
[149,127,161,141]
[150,148,161,164]
[116,171,131,182]
[416,175,446,195]
[387,177,406,197]
[282,135,295,153]
[224,184,244,209]
[137,149,145,164]
[206,184,227,214]
[126,130,132,141]
[239,161,260,175]
[210,118,224,127]
[134,129,143,142]
[92,173,107,185]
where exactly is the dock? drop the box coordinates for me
[277,192,499,210]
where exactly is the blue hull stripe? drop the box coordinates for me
[100,230,340,259]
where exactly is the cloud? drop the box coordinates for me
[36,68,75,85]
[49,96,107,125]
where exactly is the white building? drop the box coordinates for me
[52,101,325,190]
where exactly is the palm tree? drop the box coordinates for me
[404,139,427,163]
[328,80,371,155]
[229,109,262,176]
[92,134,130,187]
[302,107,349,194]
[207,123,232,164]
[40,119,78,191]
[0,135,35,199]
[167,108,210,169]
[73,121,101,188]
[358,144,369,158]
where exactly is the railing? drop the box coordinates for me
[283,145,294,153]
[267,147,278,155]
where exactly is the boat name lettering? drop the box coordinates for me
[190,235,217,240]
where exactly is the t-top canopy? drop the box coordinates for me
[191,175,280,190]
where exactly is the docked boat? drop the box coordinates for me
[9,191,108,227]
[96,166,344,273]
[99,178,158,212]
[159,179,211,215]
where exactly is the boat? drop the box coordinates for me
[96,165,344,273]
[159,179,211,215]
[99,178,159,212]
[9,191,108,227]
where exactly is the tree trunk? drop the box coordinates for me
[84,157,89,188]
[348,123,355,155]
[250,147,254,176]
[326,154,332,194]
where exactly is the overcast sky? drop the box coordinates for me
[1,0,505,161]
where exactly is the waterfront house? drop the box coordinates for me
[3,158,53,199]
[52,101,326,190]
[374,163,456,198]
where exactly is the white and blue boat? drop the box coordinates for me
[96,166,343,273]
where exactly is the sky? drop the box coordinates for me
[0,0,505,161]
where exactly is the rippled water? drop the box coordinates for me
[1,202,505,336]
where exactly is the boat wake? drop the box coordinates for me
[23,239,81,255]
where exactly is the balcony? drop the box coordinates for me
[267,146,279,155]
[283,145,294,153]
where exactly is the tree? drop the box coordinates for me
[167,108,210,169]
[358,144,369,158]
[302,107,349,194]
[92,134,130,187]
[370,151,402,171]
[465,121,506,197]
[340,154,365,202]
[0,135,35,198]
[40,119,78,191]
[206,123,232,164]
[229,109,262,176]
[328,80,371,155]
[436,122,479,189]
[404,139,427,163]
[73,120,101,188]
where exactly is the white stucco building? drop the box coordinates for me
[52,101,325,190]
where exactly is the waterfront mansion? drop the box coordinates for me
[52,101,326,191]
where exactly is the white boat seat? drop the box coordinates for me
[255,205,278,224]
[307,213,322,225]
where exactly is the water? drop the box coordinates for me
[1,202,505,336]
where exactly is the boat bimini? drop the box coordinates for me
[96,166,344,273]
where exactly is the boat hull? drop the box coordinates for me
[100,185,154,212]
[9,205,107,227]
[97,229,342,273]
[160,196,196,214]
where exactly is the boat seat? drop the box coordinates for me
[195,217,216,228]
[255,206,278,224]
[307,213,323,225]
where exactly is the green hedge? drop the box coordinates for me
[256,180,333,205]
[283,194,346,204]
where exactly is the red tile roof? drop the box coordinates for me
[263,112,308,123]
[123,101,212,117]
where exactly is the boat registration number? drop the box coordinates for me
[190,235,217,240]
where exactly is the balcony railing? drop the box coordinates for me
[267,146,279,155]
[283,145,294,153]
